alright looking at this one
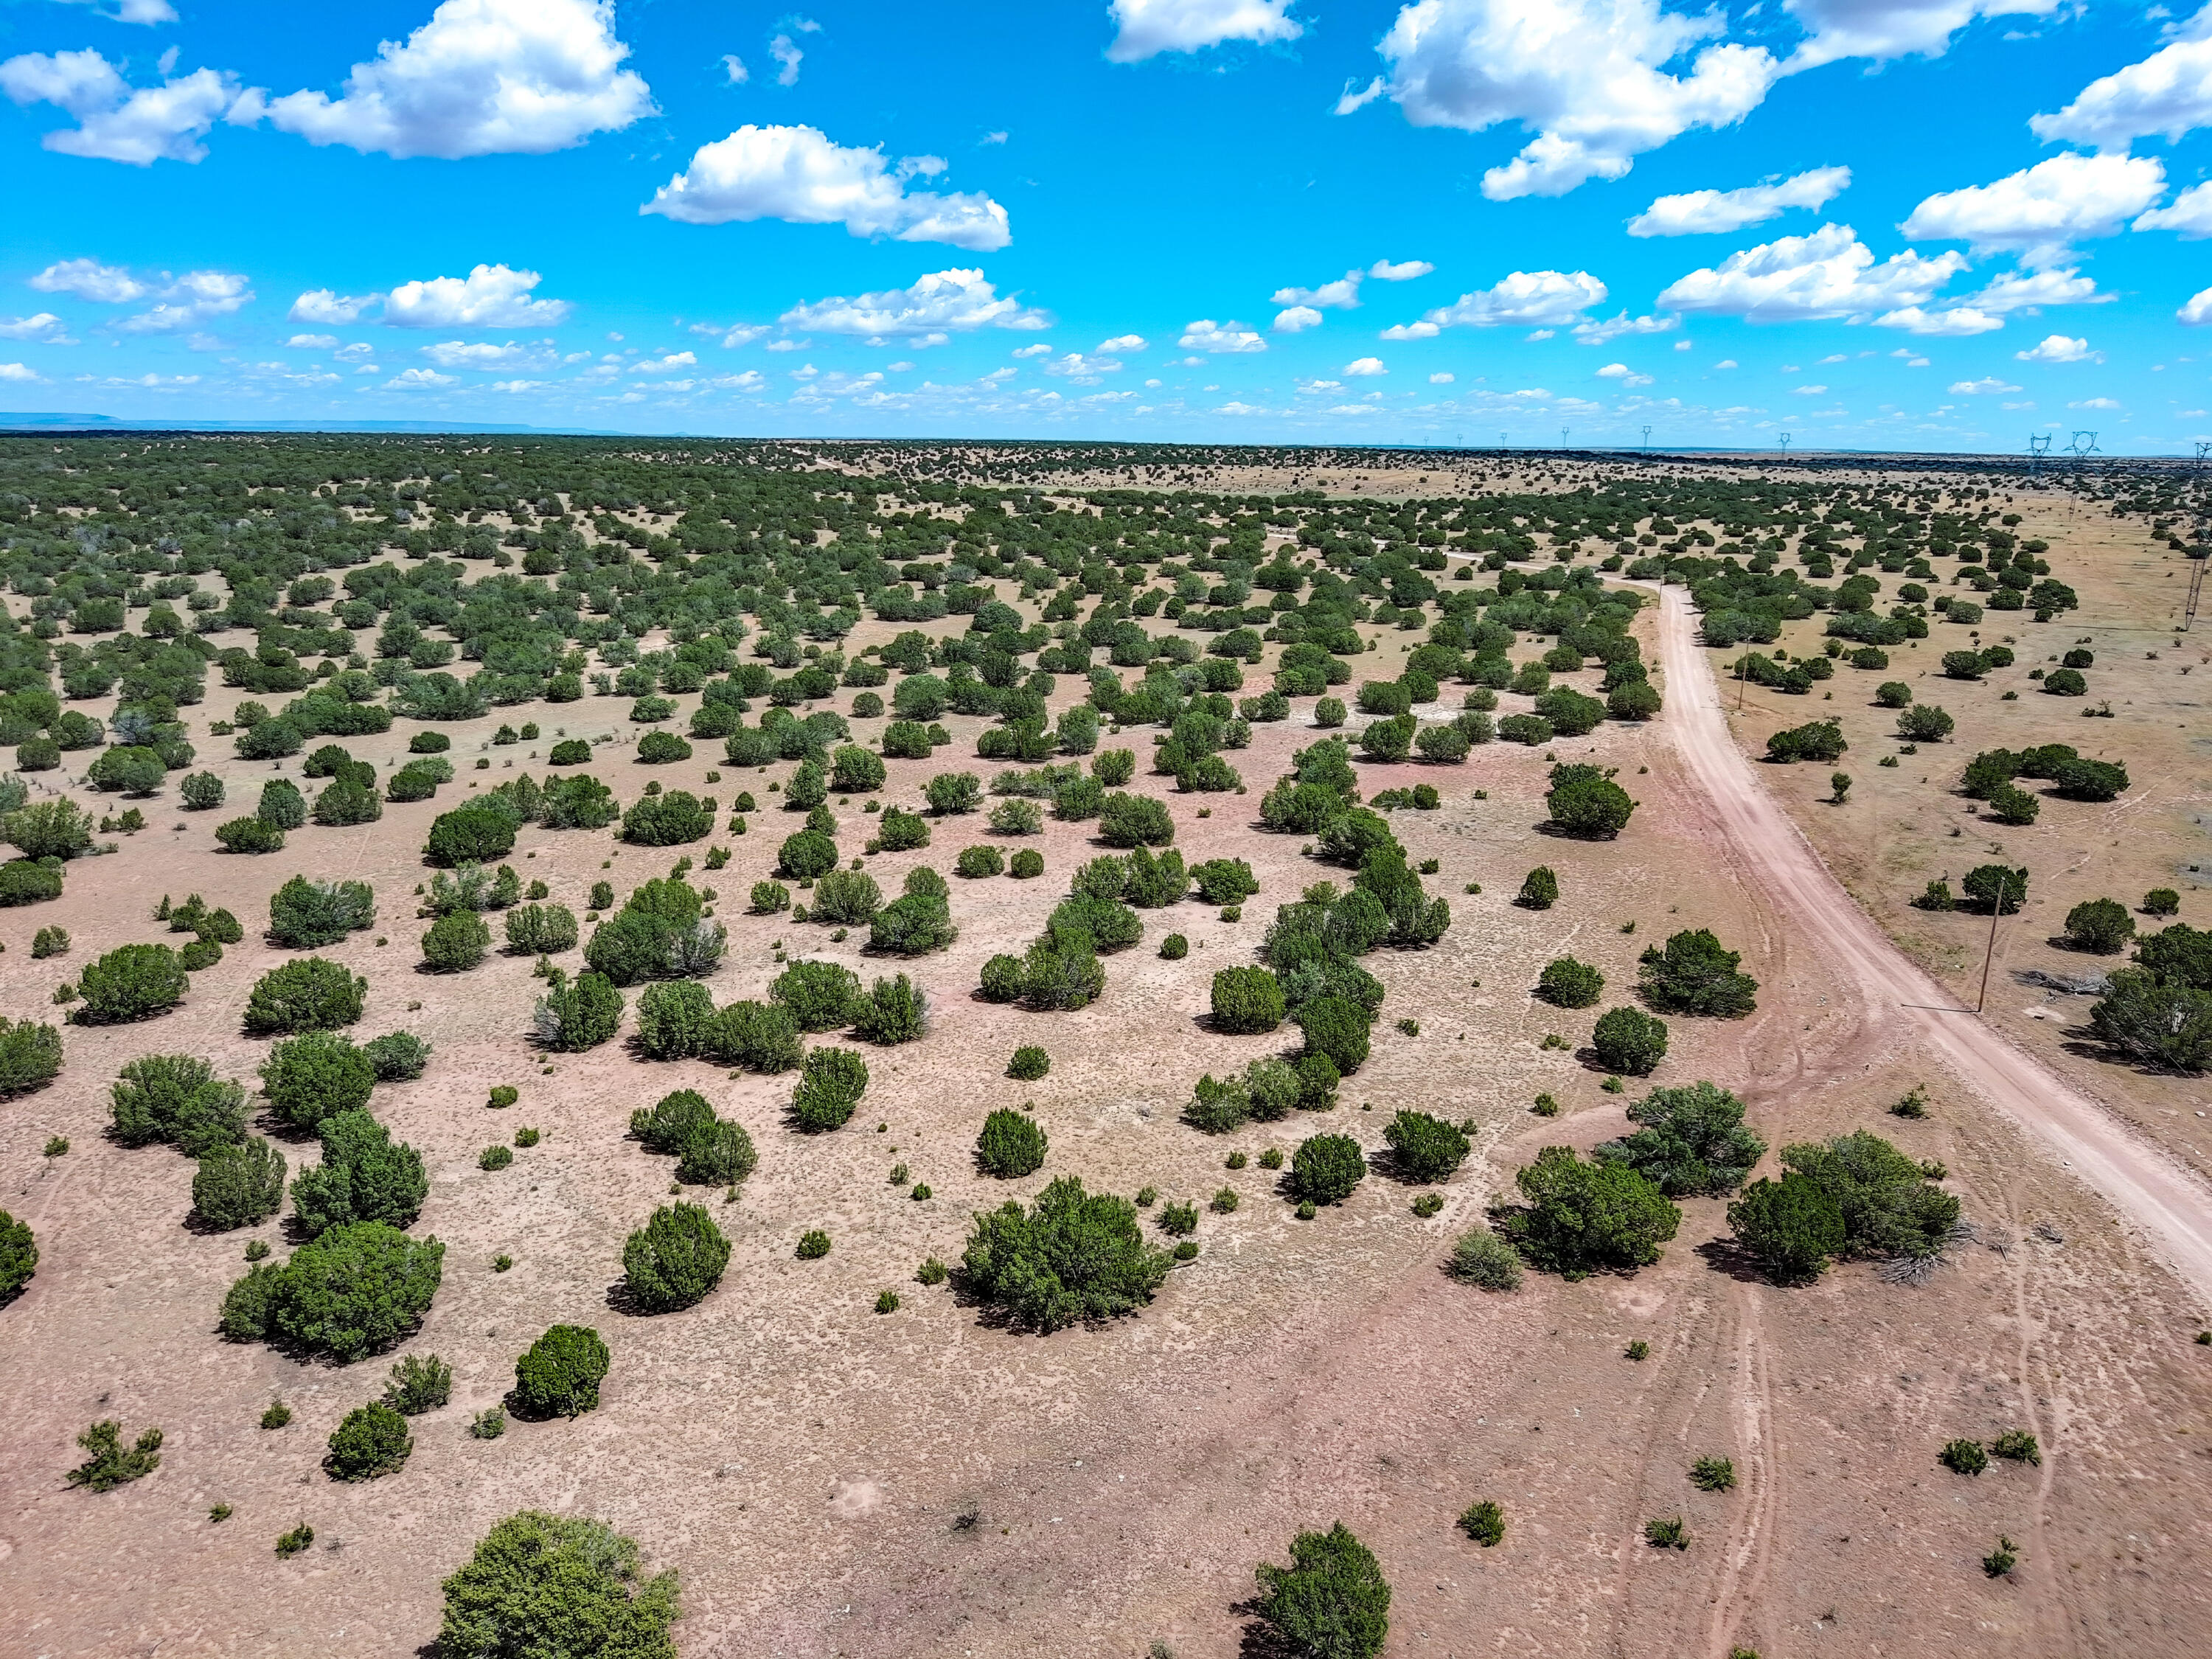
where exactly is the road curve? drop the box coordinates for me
[1644,580,2212,1304]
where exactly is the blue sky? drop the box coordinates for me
[0,0,2208,453]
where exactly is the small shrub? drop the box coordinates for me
[1537,956,1604,1008]
[1983,1534,2019,1578]
[0,1016,64,1099]
[2063,897,2135,954]
[243,956,366,1034]
[261,1030,375,1131]
[326,1401,413,1481]
[1383,1110,1470,1183]
[1990,1429,2041,1464]
[955,844,1004,877]
[1940,1438,1989,1475]
[1160,933,1188,959]
[791,1046,869,1132]
[76,942,188,1025]
[1592,1006,1668,1075]
[260,1399,291,1429]
[274,1523,314,1557]
[1211,965,1286,1033]
[1458,1500,1506,1546]
[1516,867,1558,909]
[1251,1523,1391,1659]
[488,1085,519,1108]
[623,1202,732,1312]
[1448,1230,1523,1291]
[66,1420,164,1491]
[1644,1517,1688,1550]
[512,1324,610,1417]
[1689,1456,1736,1492]
[1007,1044,1050,1080]
[480,1144,514,1170]
[963,1175,1170,1330]
[796,1228,831,1259]
[916,1256,949,1284]
[976,1107,1048,1178]
[1010,848,1044,878]
[30,924,69,959]
[1293,1133,1367,1206]
[420,908,492,973]
[384,1353,453,1414]
[1504,1147,1680,1277]
[2143,888,2181,917]
[192,1137,287,1230]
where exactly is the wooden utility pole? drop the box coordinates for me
[1975,870,2017,1014]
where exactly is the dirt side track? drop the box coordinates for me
[1644,580,2212,1304]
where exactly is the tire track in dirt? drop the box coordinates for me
[1643,581,2212,1306]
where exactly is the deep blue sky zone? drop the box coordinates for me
[0,1,2206,451]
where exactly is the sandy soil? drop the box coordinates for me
[4,465,2211,1659]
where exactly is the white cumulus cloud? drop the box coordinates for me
[1404,268,1608,330]
[0,363,46,383]
[1343,356,1386,375]
[2031,7,2212,149]
[1595,362,1653,386]
[1273,271,1363,310]
[632,351,697,374]
[1874,305,2002,335]
[1627,165,1850,235]
[2180,285,2212,325]
[1784,0,2061,69]
[2015,333,2096,362]
[1948,376,2023,393]
[289,289,381,324]
[285,332,338,349]
[259,0,653,159]
[1429,371,1455,383]
[0,312,74,343]
[1273,305,1324,333]
[1656,224,1966,324]
[1346,0,1782,199]
[383,264,570,330]
[2068,396,2121,409]
[2135,179,2212,239]
[384,367,456,388]
[49,0,179,22]
[1966,267,2109,312]
[779,268,1049,341]
[0,48,256,164]
[422,339,554,369]
[1902,152,2166,268]
[1178,319,1267,352]
[1106,0,1303,63]
[640,123,1010,251]
[1012,342,1053,358]
[1370,257,1433,280]
[1097,333,1147,352]
[1573,311,1678,344]
[30,259,251,330]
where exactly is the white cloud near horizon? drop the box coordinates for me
[1627,166,1849,235]
[29,257,251,330]
[0,313,74,343]
[1655,223,1966,324]
[1178,319,1267,352]
[641,123,1010,250]
[1391,268,1609,334]
[2015,334,2099,363]
[1105,0,1303,63]
[257,0,653,159]
[383,264,571,329]
[779,269,1050,341]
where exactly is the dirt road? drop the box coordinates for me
[1646,580,2212,1303]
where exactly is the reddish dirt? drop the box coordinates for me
[5,470,2212,1659]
